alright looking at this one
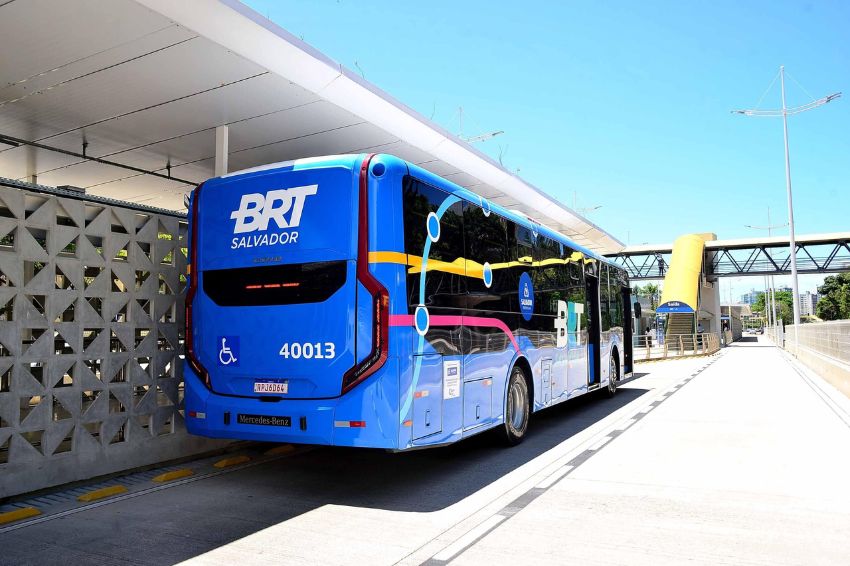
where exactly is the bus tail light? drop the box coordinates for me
[341,154,389,395]
[185,183,212,390]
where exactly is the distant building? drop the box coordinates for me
[800,291,820,317]
[740,289,763,305]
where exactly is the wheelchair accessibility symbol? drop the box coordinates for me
[218,336,239,366]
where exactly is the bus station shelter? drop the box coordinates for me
[0,0,624,497]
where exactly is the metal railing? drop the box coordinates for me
[634,332,721,361]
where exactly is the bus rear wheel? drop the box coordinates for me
[605,353,619,398]
[501,365,530,446]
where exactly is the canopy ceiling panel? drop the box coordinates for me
[0,0,179,84]
[224,123,399,171]
[40,74,316,159]
[0,0,624,253]
[82,174,192,207]
[0,39,260,141]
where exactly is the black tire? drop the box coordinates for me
[605,353,619,398]
[500,365,530,446]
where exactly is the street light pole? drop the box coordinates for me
[779,67,801,335]
[733,67,841,353]
[745,206,786,335]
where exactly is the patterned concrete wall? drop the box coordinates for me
[0,180,225,498]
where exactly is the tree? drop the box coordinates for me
[753,290,794,325]
[816,273,850,321]
[750,291,767,315]
[640,283,661,310]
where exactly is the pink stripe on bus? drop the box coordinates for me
[388,314,521,353]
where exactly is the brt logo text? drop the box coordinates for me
[229,185,318,250]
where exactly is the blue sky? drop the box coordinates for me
[244,1,848,297]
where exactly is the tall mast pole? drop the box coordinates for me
[732,67,840,351]
[780,66,801,352]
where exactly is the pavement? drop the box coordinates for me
[1,336,849,565]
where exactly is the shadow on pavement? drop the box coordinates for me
[258,385,650,514]
[731,336,775,347]
[0,385,651,565]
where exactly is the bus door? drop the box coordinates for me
[585,274,601,387]
[622,286,634,375]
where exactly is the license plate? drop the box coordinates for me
[254,381,288,394]
[237,414,291,427]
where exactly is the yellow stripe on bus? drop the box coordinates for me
[368,250,594,278]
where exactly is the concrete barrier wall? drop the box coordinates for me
[784,322,850,399]
[0,180,225,498]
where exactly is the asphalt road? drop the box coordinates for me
[2,337,849,565]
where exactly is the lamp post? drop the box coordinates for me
[733,66,841,353]
[745,206,787,336]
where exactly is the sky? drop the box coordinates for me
[244,0,849,298]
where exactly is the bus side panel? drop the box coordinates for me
[332,358,399,448]
[461,325,516,433]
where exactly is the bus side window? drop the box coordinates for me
[464,202,512,312]
[611,267,625,329]
[600,264,611,332]
[564,245,586,331]
[532,235,563,317]
[402,177,466,309]
[516,224,535,267]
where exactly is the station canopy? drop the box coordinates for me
[0,0,624,253]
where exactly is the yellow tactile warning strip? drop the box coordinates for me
[76,485,128,502]
[151,468,194,483]
[0,444,303,534]
[0,507,40,525]
[213,455,251,468]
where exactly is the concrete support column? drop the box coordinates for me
[215,125,229,177]
[701,279,722,335]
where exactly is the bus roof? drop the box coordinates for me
[213,153,615,267]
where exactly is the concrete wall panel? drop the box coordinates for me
[0,181,225,498]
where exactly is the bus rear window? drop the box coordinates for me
[203,261,347,307]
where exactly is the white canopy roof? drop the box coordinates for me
[0,0,624,253]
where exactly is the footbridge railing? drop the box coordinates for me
[634,332,720,361]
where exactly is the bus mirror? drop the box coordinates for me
[633,302,641,318]
[183,193,190,209]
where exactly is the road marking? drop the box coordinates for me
[77,485,127,502]
[432,515,506,562]
[588,436,612,451]
[415,351,727,565]
[0,507,40,525]
[535,466,574,489]
[152,469,194,483]
[213,455,251,468]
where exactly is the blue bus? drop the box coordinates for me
[184,154,633,449]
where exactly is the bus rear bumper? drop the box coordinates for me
[183,364,398,448]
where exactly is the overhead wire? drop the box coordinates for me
[784,70,817,102]
[753,69,781,110]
